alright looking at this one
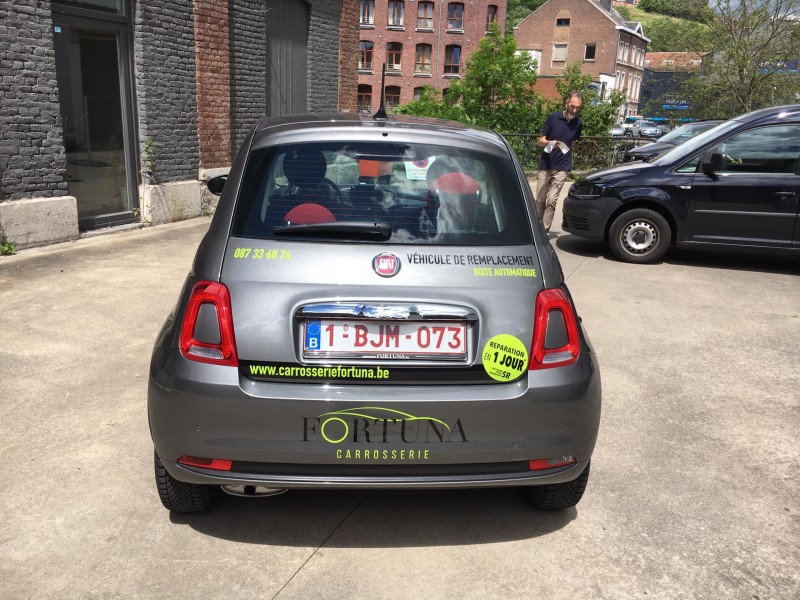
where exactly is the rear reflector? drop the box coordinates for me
[529,288,580,370]
[180,281,238,366]
[178,456,233,471]
[528,456,576,471]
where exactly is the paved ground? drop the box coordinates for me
[1,201,799,599]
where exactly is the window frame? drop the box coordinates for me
[385,85,401,108]
[415,44,432,74]
[360,0,374,26]
[584,43,596,61]
[357,84,372,112]
[552,43,568,65]
[359,40,374,71]
[388,0,404,28]
[386,42,403,73]
[485,5,498,31]
[447,3,464,31]
[417,1,434,29]
[556,18,570,27]
[444,44,461,76]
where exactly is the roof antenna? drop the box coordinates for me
[373,63,388,121]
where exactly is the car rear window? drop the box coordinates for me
[230,142,533,245]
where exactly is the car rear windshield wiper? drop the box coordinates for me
[273,221,392,241]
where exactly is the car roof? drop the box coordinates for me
[248,113,511,156]
[729,104,800,126]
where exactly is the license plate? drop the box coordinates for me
[304,320,467,360]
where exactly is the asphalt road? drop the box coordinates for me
[1,204,798,599]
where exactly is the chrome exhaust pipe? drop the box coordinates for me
[221,484,288,498]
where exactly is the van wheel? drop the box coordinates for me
[523,462,590,510]
[154,451,218,513]
[609,208,671,263]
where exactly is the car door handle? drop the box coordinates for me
[774,191,796,197]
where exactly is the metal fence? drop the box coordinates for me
[502,134,653,173]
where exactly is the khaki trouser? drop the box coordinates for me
[535,169,568,231]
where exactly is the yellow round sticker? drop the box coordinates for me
[482,334,529,382]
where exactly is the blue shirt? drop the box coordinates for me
[538,111,583,171]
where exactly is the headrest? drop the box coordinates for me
[431,173,482,198]
[283,203,336,225]
[283,149,327,187]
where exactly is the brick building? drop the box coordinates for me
[356,0,506,111]
[0,0,359,250]
[513,0,648,119]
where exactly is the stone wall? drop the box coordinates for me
[0,1,68,201]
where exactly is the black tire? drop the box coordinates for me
[154,451,218,513]
[523,462,590,510]
[608,208,671,263]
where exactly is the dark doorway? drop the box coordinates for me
[267,0,309,115]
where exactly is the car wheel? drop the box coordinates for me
[609,208,671,263]
[522,462,590,510]
[154,451,218,513]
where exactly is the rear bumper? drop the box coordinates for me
[562,195,622,241]
[148,347,601,489]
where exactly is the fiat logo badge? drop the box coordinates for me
[373,253,400,277]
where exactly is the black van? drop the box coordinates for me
[563,105,800,263]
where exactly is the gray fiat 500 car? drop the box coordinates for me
[148,113,601,513]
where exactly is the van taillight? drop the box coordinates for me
[529,288,580,370]
[180,281,238,366]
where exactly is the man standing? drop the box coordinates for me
[536,91,583,232]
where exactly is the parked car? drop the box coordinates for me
[610,123,625,138]
[630,119,660,138]
[623,120,724,162]
[148,112,601,512]
[563,105,800,263]
[622,114,643,136]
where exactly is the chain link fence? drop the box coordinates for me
[502,134,654,173]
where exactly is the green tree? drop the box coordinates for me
[639,0,713,23]
[645,17,714,52]
[682,0,800,119]
[395,25,546,134]
[553,63,626,136]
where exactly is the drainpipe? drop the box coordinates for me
[435,0,443,89]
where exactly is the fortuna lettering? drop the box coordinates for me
[302,417,468,444]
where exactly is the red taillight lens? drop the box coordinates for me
[528,456,576,471]
[178,456,233,471]
[180,281,238,366]
[529,288,580,370]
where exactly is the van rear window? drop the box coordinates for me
[230,142,533,245]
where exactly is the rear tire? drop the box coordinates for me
[154,451,218,513]
[608,208,671,263]
[523,462,590,510]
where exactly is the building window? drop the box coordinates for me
[388,1,404,27]
[415,44,432,74]
[584,44,596,60]
[385,85,401,108]
[386,42,403,72]
[553,43,568,63]
[486,5,498,31]
[556,18,570,27]
[447,3,464,30]
[359,41,373,70]
[417,2,434,29]
[358,84,372,112]
[360,0,374,26]
[444,45,461,75]
[413,87,426,101]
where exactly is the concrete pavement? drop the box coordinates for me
[1,209,799,599]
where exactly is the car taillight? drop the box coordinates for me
[178,456,233,471]
[529,288,580,370]
[180,281,238,366]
